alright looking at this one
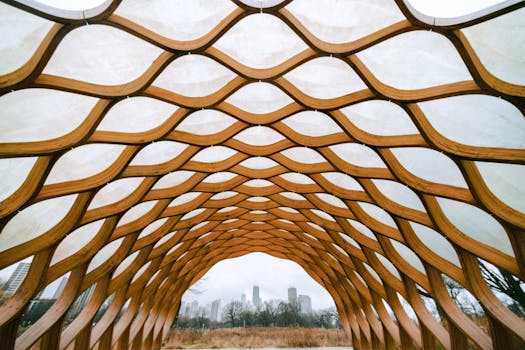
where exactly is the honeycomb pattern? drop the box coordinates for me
[0,0,524,349]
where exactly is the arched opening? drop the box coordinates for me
[0,1,524,349]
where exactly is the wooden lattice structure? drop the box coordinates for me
[0,0,524,349]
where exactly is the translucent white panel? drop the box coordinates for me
[278,207,299,213]
[211,191,237,200]
[339,233,360,249]
[87,238,123,273]
[153,171,196,190]
[315,193,347,208]
[306,222,326,232]
[391,147,468,188]
[169,192,202,207]
[409,222,460,267]
[243,179,273,187]
[311,209,335,221]
[138,217,169,239]
[181,208,206,220]
[118,200,158,226]
[249,210,267,214]
[153,55,236,97]
[233,126,285,146]
[419,95,525,148]
[247,196,269,202]
[0,195,77,252]
[372,179,425,211]
[176,109,237,135]
[0,89,98,142]
[286,0,404,44]
[329,143,386,168]
[364,263,383,283]
[282,111,342,136]
[153,231,177,248]
[334,244,349,257]
[321,172,363,191]
[436,197,514,257]
[462,8,524,85]
[44,25,163,85]
[214,13,307,69]
[476,162,525,213]
[203,172,237,183]
[33,0,106,11]
[115,0,236,41]
[390,239,426,274]
[191,221,209,232]
[0,157,37,202]
[226,82,293,114]
[281,147,326,164]
[375,252,401,279]
[191,146,237,162]
[88,177,144,210]
[280,192,307,201]
[112,251,139,277]
[239,157,279,169]
[347,219,377,240]
[51,220,104,265]
[280,172,315,184]
[0,3,54,75]
[45,144,125,185]
[358,202,397,228]
[97,97,177,133]
[340,100,419,136]
[131,261,150,282]
[240,0,285,7]
[408,0,507,19]
[284,57,367,98]
[217,206,237,213]
[357,31,472,89]
[130,141,187,166]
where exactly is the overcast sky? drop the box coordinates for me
[182,253,335,310]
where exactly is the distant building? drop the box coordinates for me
[183,303,191,318]
[288,287,297,305]
[210,299,221,321]
[253,285,261,308]
[190,300,199,318]
[52,277,68,299]
[241,293,246,305]
[298,295,312,314]
[70,284,96,316]
[4,262,31,296]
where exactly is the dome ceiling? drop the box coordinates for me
[0,0,524,349]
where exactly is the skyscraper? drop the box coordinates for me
[52,277,68,299]
[70,284,96,316]
[298,295,312,314]
[210,299,221,322]
[288,287,297,305]
[4,262,31,296]
[252,285,261,308]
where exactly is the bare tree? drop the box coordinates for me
[479,260,525,317]
[223,300,243,327]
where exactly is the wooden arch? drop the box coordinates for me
[0,0,524,349]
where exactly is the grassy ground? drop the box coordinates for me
[162,327,351,349]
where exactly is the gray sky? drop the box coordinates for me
[182,252,335,310]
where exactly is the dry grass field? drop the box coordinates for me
[162,327,351,349]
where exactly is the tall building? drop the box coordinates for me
[241,293,246,305]
[52,277,68,299]
[4,262,31,296]
[210,299,220,322]
[252,285,261,308]
[298,295,312,314]
[288,287,297,305]
[189,300,199,318]
[71,284,96,316]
